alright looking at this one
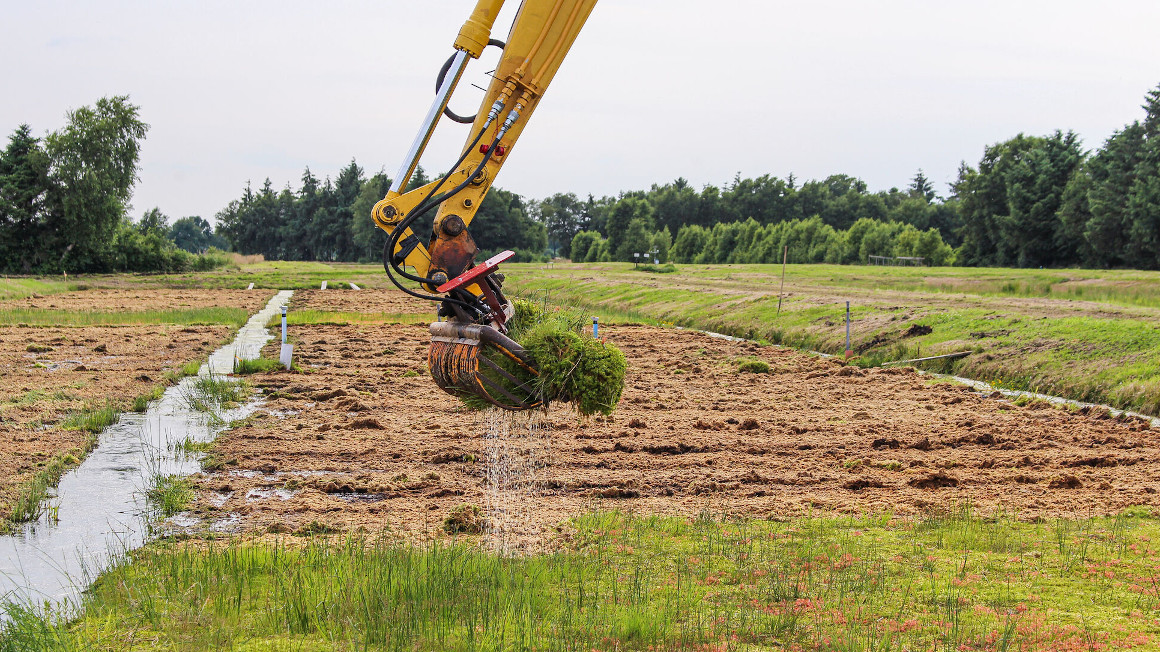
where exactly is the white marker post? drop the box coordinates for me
[845,301,852,361]
[320,281,327,290]
[279,306,294,370]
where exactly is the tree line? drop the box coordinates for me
[0,96,231,274]
[547,83,1160,269]
[3,84,1157,273]
[214,165,548,264]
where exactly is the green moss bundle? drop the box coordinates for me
[521,322,626,416]
[465,299,626,416]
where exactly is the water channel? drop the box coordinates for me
[0,290,292,611]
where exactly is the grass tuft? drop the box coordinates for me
[443,504,485,535]
[180,375,249,423]
[60,402,119,433]
[460,299,626,415]
[146,475,194,518]
[130,385,165,412]
[232,357,283,375]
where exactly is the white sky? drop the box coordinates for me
[3,1,1159,223]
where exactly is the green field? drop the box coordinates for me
[2,261,1159,649]
[6,261,1157,414]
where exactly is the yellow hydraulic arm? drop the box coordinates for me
[369,0,596,411]
[371,0,596,304]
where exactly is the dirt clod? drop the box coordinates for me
[348,417,383,430]
[909,473,959,489]
[905,324,933,337]
[1048,475,1084,489]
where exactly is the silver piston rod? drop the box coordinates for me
[389,48,471,195]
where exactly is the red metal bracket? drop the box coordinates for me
[437,250,513,326]
[437,250,514,293]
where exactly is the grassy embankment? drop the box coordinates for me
[0,299,255,531]
[505,263,1160,417]
[5,507,1160,650]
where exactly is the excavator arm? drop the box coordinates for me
[371,0,596,410]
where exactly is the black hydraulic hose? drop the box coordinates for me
[382,117,487,278]
[380,123,498,315]
[385,120,492,285]
[381,245,481,314]
[437,39,506,124]
[388,133,501,286]
[391,132,494,257]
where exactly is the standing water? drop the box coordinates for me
[0,290,292,611]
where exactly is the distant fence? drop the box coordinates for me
[868,255,925,266]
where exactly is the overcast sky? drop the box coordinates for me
[3,1,1159,224]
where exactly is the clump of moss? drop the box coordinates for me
[461,299,626,416]
[521,321,626,416]
[737,357,770,374]
[443,503,485,535]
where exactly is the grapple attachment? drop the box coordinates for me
[428,321,541,410]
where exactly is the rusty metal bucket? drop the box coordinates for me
[428,320,542,411]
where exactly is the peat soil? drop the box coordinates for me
[184,290,1159,542]
[290,288,435,314]
[0,288,275,514]
[7,288,275,313]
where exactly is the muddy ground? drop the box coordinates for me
[9,288,274,313]
[185,289,1159,542]
[0,323,232,510]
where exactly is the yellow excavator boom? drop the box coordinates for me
[371,0,597,410]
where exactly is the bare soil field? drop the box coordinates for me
[188,291,1158,541]
[7,288,274,313]
[290,288,438,315]
[0,323,231,510]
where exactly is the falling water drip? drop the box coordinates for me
[480,408,550,555]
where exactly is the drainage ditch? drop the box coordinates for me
[0,290,292,610]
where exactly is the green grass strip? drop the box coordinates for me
[232,357,283,375]
[0,307,250,327]
[8,507,1160,649]
[266,310,430,327]
[0,278,77,301]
